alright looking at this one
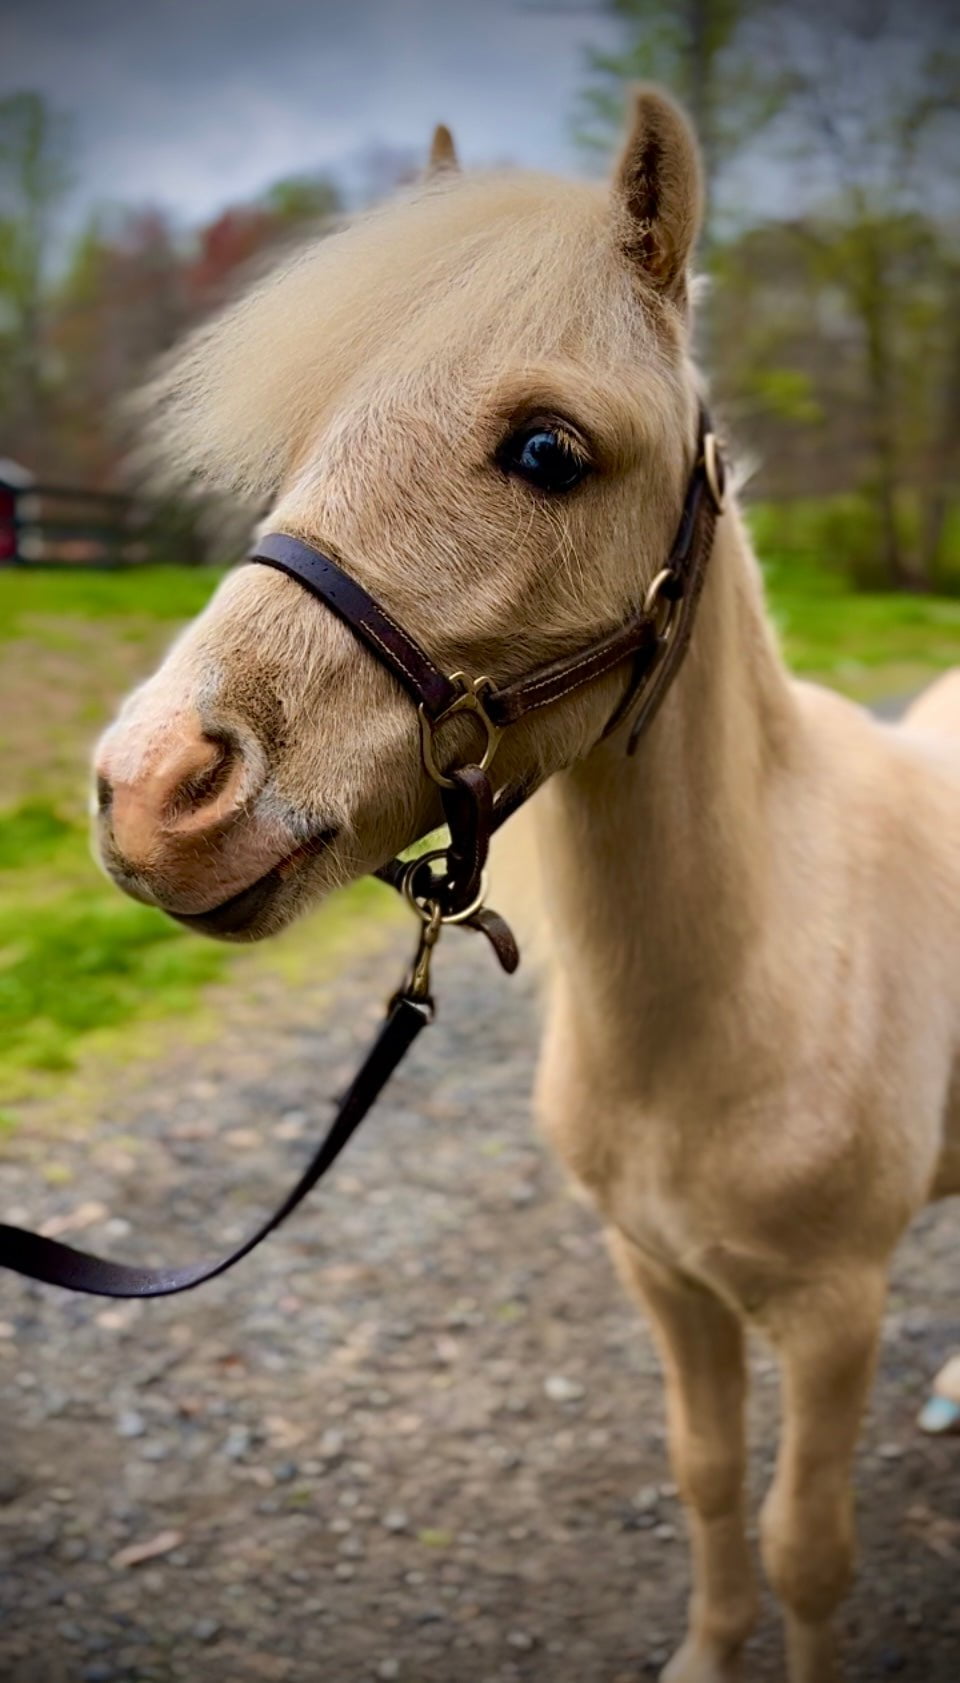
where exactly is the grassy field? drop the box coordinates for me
[0,543,958,1118]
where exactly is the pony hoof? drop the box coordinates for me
[918,1355,960,1434]
[918,1393,960,1434]
[661,1636,740,1683]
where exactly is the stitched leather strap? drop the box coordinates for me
[486,613,660,725]
[250,406,721,740]
[253,533,460,720]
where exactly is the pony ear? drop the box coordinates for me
[427,123,460,177]
[611,85,703,303]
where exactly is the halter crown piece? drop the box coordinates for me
[0,409,725,1296]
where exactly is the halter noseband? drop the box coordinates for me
[0,408,724,1298]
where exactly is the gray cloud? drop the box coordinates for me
[1,0,619,228]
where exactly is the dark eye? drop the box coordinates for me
[498,423,590,493]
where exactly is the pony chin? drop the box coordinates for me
[169,848,339,942]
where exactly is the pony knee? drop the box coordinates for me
[677,1437,743,1522]
[760,1484,855,1625]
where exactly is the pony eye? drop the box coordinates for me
[498,423,590,493]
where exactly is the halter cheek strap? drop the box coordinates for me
[252,401,724,756]
[0,409,724,1298]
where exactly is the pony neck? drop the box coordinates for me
[533,502,800,1036]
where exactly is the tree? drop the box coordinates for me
[0,92,73,467]
[919,252,960,584]
[783,1,960,588]
[575,0,788,258]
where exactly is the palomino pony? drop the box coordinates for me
[93,89,960,1683]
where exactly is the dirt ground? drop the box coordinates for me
[0,924,958,1683]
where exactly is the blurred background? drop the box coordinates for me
[1,8,959,1682]
[0,0,957,1097]
[0,0,957,1116]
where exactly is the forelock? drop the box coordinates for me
[130,170,656,502]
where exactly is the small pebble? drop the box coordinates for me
[543,1375,585,1403]
[116,1411,145,1440]
[0,1470,25,1505]
[192,1618,221,1644]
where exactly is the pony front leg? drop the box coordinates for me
[609,1232,758,1683]
[759,1269,887,1683]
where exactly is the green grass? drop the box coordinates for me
[0,545,957,1115]
[761,549,960,696]
[0,798,228,1089]
[0,564,224,641]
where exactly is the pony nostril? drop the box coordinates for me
[169,734,235,821]
[97,716,261,867]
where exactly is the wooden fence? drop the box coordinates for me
[0,480,149,568]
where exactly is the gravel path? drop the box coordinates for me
[1,920,958,1683]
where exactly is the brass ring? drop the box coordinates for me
[400,849,489,925]
[642,568,680,641]
[703,431,726,514]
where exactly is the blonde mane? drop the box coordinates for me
[135,169,673,506]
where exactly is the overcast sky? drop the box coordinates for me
[1,0,622,231]
[4,0,955,246]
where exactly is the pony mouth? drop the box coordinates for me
[171,828,339,939]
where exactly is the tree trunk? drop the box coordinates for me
[860,243,929,592]
[919,276,960,584]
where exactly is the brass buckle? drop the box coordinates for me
[418,673,502,790]
[702,431,726,515]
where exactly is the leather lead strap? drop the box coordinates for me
[0,992,432,1298]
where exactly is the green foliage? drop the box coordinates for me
[0,92,74,453]
[260,174,341,225]
[749,495,960,596]
[740,365,822,425]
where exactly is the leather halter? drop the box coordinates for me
[0,407,724,1297]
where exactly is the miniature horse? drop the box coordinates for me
[94,89,960,1683]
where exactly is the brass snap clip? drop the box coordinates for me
[398,848,490,1006]
[403,899,443,1005]
[418,673,502,790]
